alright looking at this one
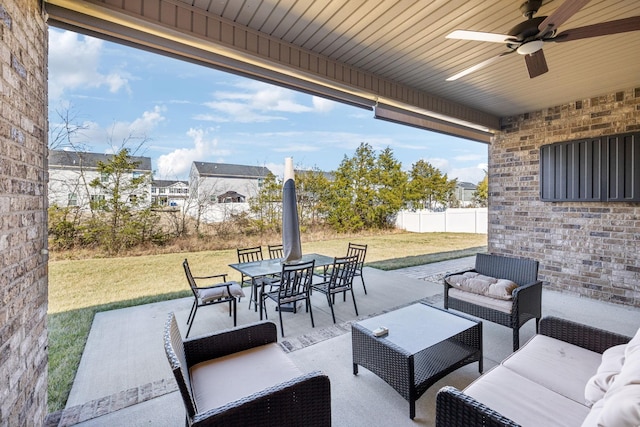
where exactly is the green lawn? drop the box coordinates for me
[47,232,487,411]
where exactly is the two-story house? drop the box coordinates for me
[455,182,478,207]
[48,149,152,210]
[188,161,272,222]
[151,180,189,208]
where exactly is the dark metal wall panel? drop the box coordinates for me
[541,133,639,202]
[606,133,640,201]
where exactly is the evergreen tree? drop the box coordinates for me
[406,159,457,210]
[327,143,406,231]
[473,171,488,207]
[88,148,157,252]
[249,172,282,232]
[372,147,407,228]
[296,168,331,227]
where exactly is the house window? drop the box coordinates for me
[258,178,264,188]
[100,173,109,183]
[68,193,78,206]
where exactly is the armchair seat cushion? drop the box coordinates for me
[501,335,602,404]
[190,342,302,413]
[448,288,513,313]
[199,282,244,302]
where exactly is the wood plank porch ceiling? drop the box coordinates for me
[45,0,640,139]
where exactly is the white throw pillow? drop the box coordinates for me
[584,344,626,407]
[596,384,640,427]
[592,330,640,426]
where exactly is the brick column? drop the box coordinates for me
[0,0,49,425]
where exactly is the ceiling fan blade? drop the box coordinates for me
[524,49,548,78]
[446,30,514,43]
[446,51,514,81]
[537,0,591,36]
[554,16,640,42]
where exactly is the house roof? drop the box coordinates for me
[192,162,272,179]
[151,180,188,187]
[49,149,152,171]
[457,182,478,190]
[45,0,640,142]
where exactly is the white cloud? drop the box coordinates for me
[156,128,230,178]
[449,163,488,184]
[198,81,336,123]
[311,96,336,112]
[61,106,166,153]
[426,157,450,171]
[103,105,166,150]
[453,153,485,162]
[48,30,131,99]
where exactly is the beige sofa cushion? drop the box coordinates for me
[446,272,518,300]
[190,343,302,413]
[448,288,513,313]
[501,335,602,404]
[464,365,591,427]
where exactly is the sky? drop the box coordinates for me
[47,28,488,183]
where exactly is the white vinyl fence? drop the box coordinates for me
[395,208,487,234]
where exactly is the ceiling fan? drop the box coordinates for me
[445,0,640,80]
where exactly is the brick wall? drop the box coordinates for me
[490,87,640,307]
[0,0,49,425]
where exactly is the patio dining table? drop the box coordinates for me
[229,253,335,312]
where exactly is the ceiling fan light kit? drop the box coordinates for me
[517,40,544,55]
[444,0,640,80]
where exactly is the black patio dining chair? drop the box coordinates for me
[237,246,264,310]
[267,244,284,259]
[311,255,359,324]
[347,242,368,295]
[182,258,244,338]
[259,259,316,337]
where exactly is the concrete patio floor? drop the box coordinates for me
[47,256,640,426]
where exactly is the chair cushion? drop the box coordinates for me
[199,282,244,302]
[501,334,602,404]
[189,342,302,414]
[464,365,590,427]
[446,272,518,300]
[448,288,513,313]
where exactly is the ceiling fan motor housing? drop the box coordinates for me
[508,16,547,41]
[519,0,542,19]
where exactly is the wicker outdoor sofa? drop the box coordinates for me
[444,253,542,351]
[164,313,331,426]
[436,316,640,427]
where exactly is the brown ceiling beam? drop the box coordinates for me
[45,0,500,133]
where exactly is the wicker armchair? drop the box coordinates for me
[163,313,331,426]
[444,253,542,351]
[435,317,632,427]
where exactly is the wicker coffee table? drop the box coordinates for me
[352,303,483,419]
